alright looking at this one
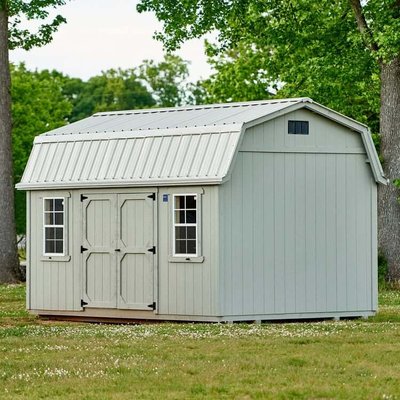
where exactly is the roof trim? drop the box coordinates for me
[15,177,223,190]
[34,124,242,144]
[92,97,310,117]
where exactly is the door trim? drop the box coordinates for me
[80,190,158,312]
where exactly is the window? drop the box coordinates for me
[173,194,198,257]
[288,120,309,135]
[43,198,65,256]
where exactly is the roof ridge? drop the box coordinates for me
[93,97,312,117]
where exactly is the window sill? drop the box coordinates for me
[40,255,71,262]
[168,256,204,263]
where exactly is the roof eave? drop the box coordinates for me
[15,177,224,191]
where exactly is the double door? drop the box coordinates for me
[81,192,156,310]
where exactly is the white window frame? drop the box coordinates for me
[43,197,66,257]
[172,193,199,257]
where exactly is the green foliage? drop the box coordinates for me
[66,55,194,123]
[66,69,156,122]
[11,64,72,233]
[7,0,68,50]
[378,252,389,289]
[139,54,191,107]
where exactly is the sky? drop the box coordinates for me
[9,0,213,82]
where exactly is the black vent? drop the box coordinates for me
[288,120,309,135]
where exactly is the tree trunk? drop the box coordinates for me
[0,4,21,283]
[378,55,400,282]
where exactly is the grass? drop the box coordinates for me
[1,285,400,399]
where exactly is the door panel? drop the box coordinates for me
[82,194,117,308]
[118,194,154,309]
[81,192,155,310]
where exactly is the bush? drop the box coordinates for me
[378,252,389,290]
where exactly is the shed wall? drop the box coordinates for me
[28,186,219,317]
[219,109,377,317]
[157,186,220,316]
[29,190,81,311]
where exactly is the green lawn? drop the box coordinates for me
[1,285,400,399]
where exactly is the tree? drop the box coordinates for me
[66,69,155,122]
[11,64,72,234]
[139,54,192,107]
[0,0,67,283]
[65,56,197,123]
[137,0,400,280]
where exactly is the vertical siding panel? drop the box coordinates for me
[284,114,295,148]
[305,154,317,312]
[370,184,378,310]
[242,153,254,314]
[200,190,210,315]
[213,187,220,316]
[336,154,347,310]
[295,154,306,312]
[209,186,218,315]
[356,158,368,309]
[253,153,265,314]
[346,155,358,310]
[274,153,285,313]
[175,264,184,315]
[273,117,285,148]
[71,192,79,310]
[51,262,59,310]
[209,187,216,315]
[38,195,45,309]
[31,193,39,309]
[158,192,169,314]
[284,153,295,312]
[315,155,327,311]
[223,179,233,315]
[184,264,194,316]
[193,263,203,315]
[263,154,275,313]
[325,155,337,311]
[231,154,244,314]
[26,192,31,309]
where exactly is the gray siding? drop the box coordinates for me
[219,109,377,317]
[158,186,219,316]
[28,186,219,317]
[29,190,81,311]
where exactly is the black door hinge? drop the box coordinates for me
[147,302,156,310]
[80,245,88,253]
[147,193,156,201]
[147,246,156,254]
[81,299,88,307]
[81,194,88,202]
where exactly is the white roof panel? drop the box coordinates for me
[18,126,242,189]
[41,98,305,136]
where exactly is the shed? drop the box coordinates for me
[17,98,386,322]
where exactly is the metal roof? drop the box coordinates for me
[16,98,386,189]
[41,98,306,136]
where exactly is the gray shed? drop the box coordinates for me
[17,98,386,322]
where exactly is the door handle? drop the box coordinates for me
[115,249,121,252]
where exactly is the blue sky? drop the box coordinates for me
[10,0,212,82]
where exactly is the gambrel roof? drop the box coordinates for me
[17,98,386,189]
